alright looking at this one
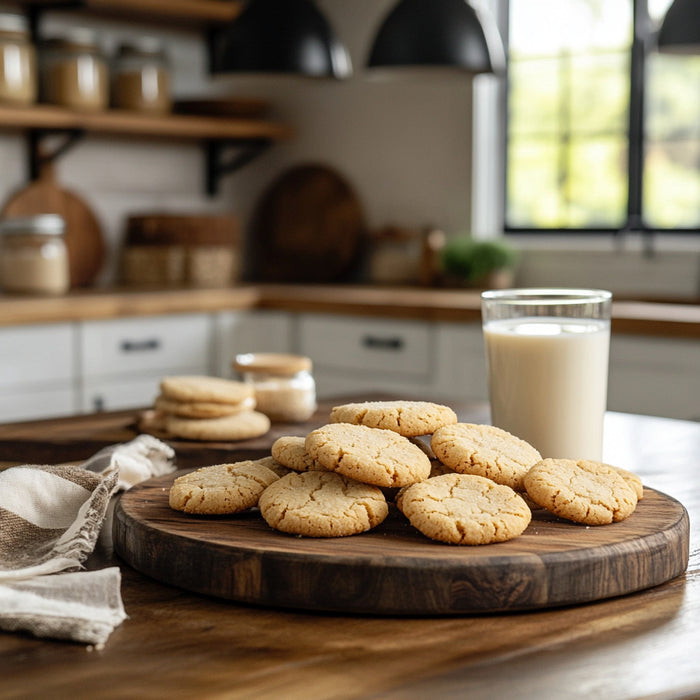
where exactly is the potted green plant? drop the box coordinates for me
[440,236,518,289]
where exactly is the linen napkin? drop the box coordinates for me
[0,434,175,646]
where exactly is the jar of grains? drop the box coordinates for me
[0,215,70,295]
[40,29,108,111]
[233,353,317,423]
[0,12,37,105]
[112,37,171,114]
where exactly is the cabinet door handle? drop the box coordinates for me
[120,338,161,353]
[362,335,404,351]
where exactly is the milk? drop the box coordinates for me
[484,317,610,460]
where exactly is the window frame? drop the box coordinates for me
[502,0,700,237]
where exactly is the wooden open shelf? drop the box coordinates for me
[0,104,293,142]
[10,0,242,27]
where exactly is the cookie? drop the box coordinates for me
[165,410,270,442]
[611,465,644,501]
[305,422,431,488]
[169,461,279,514]
[329,400,458,437]
[160,375,254,406]
[523,458,638,525]
[431,423,541,491]
[397,473,532,545]
[155,394,255,419]
[271,435,327,472]
[258,470,388,537]
[255,455,293,478]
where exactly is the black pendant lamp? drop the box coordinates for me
[212,0,352,78]
[657,0,700,54]
[367,0,504,75]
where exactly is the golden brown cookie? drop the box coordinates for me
[164,410,270,442]
[155,394,255,419]
[611,465,644,501]
[169,461,279,514]
[524,458,638,525]
[271,435,327,472]
[160,375,254,405]
[397,473,532,545]
[305,422,431,488]
[431,423,541,491]
[258,470,388,537]
[329,400,458,437]
[255,455,293,478]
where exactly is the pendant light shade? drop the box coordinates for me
[367,0,505,75]
[657,0,700,54]
[212,0,352,78]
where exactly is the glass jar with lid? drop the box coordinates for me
[0,215,70,295]
[40,28,108,111]
[112,37,171,114]
[0,12,37,105]
[233,353,317,423]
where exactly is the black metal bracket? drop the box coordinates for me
[205,138,272,196]
[28,129,86,180]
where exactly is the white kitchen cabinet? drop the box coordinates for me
[78,313,213,411]
[433,322,489,402]
[608,335,700,420]
[297,313,434,399]
[0,323,77,420]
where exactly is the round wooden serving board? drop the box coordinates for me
[114,472,689,615]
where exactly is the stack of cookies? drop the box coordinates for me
[140,375,271,442]
[168,399,643,545]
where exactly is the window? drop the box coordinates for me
[504,0,700,234]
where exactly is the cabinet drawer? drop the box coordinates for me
[299,314,431,378]
[80,314,213,378]
[0,323,75,388]
[81,375,190,413]
[0,385,76,422]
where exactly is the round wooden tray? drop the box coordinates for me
[113,472,689,615]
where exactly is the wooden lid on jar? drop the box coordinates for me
[233,353,312,376]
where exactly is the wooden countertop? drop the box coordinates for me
[0,284,699,338]
[0,400,699,699]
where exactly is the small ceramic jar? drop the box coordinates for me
[0,215,70,295]
[233,353,317,422]
[0,12,37,105]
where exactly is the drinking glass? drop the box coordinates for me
[481,288,612,460]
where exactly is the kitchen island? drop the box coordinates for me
[0,400,698,699]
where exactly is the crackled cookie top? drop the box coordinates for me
[305,422,431,488]
[524,458,638,525]
[160,375,254,405]
[165,410,270,442]
[258,470,388,537]
[431,423,541,491]
[169,461,279,515]
[397,473,531,545]
[329,400,458,437]
[271,435,327,472]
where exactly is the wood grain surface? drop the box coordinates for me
[114,473,689,615]
[1,405,700,699]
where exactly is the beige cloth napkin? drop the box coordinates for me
[0,435,175,646]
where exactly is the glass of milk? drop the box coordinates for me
[481,288,612,461]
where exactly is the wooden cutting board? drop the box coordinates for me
[114,475,689,615]
[249,163,366,283]
[1,162,105,288]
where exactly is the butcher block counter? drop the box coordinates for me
[0,284,699,338]
[0,398,699,699]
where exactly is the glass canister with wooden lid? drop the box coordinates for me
[40,28,108,111]
[112,37,171,114]
[0,12,37,105]
[233,353,317,422]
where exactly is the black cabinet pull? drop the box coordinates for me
[120,338,161,353]
[362,335,404,351]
